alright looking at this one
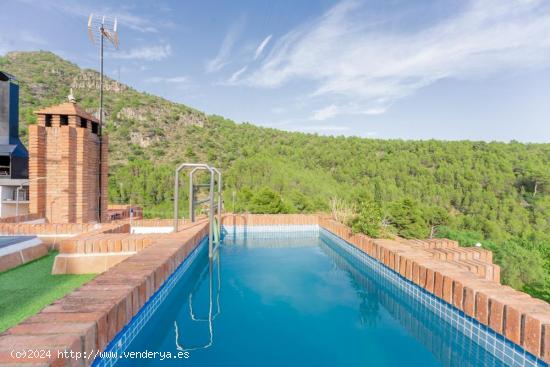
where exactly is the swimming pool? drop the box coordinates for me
[0,236,36,250]
[95,228,547,367]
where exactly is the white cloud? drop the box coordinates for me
[243,0,550,120]
[312,105,340,121]
[145,75,188,83]
[228,66,248,84]
[111,44,171,61]
[115,12,159,33]
[254,35,272,60]
[219,34,272,84]
[14,0,160,33]
[312,103,386,121]
[205,18,245,73]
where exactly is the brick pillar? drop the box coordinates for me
[75,128,87,222]
[31,106,106,224]
[86,132,100,222]
[28,125,46,217]
[100,134,109,222]
[68,128,77,222]
[57,126,76,223]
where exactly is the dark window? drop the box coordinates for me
[60,115,69,126]
[0,156,10,177]
[91,122,99,134]
[45,114,52,127]
[80,118,88,128]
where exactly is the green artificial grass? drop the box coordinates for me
[0,251,95,332]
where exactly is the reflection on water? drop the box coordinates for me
[319,237,508,367]
[174,251,221,353]
[223,233,319,249]
[111,233,519,367]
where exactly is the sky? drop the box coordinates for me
[1,0,550,142]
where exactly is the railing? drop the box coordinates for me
[4,189,30,202]
[174,250,221,352]
[173,163,222,258]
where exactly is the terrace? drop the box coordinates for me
[1,211,550,366]
[0,74,549,367]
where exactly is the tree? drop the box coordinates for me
[248,187,285,214]
[388,199,429,239]
[348,199,383,237]
[424,206,450,238]
[528,169,550,197]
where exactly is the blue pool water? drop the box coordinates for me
[0,235,36,249]
[101,229,546,367]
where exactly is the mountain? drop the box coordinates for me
[0,51,208,165]
[1,51,550,301]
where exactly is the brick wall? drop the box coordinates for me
[0,221,210,365]
[106,204,143,221]
[0,223,97,235]
[319,217,550,363]
[1,213,547,363]
[29,105,108,223]
[100,135,109,223]
[0,212,42,223]
[221,213,320,226]
[28,124,46,217]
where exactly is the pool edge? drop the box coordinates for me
[319,218,550,366]
[0,220,210,366]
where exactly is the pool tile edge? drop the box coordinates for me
[319,218,550,366]
[0,221,209,367]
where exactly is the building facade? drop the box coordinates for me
[0,71,29,218]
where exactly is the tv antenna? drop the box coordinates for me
[87,14,118,128]
[87,13,119,222]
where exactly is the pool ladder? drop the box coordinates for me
[174,248,221,352]
[173,163,222,258]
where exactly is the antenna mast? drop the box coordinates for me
[87,14,119,222]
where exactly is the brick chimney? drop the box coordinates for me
[29,101,108,223]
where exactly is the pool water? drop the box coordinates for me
[109,231,529,367]
[0,236,36,249]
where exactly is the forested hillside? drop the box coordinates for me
[1,51,550,301]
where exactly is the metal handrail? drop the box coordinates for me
[173,163,222,259]
[210,167,222,240]
[174,251,221,352]
[188,251,221,321]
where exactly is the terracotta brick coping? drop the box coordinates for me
[0,237,41,256]
[221,213,320,226]
[87,215,549,365]
[318,218,550,364]
[2,214,550,365]
[0,221,209,366]
[93,237,208,366]
[0,213,43,224]
[0,223,99,237]
[0,237,48,273]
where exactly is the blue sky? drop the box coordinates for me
[2,0,550,142]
